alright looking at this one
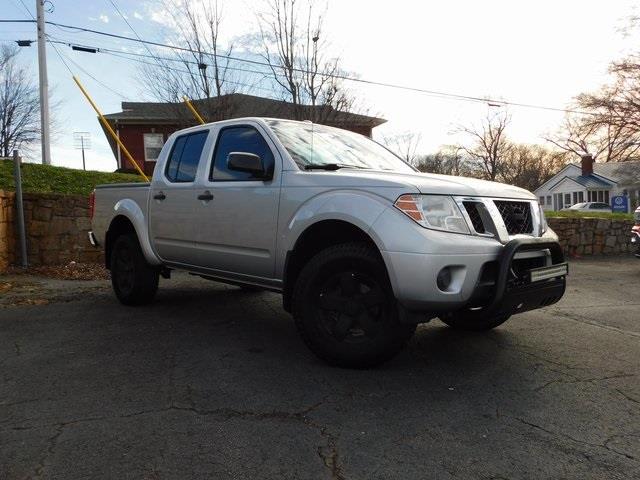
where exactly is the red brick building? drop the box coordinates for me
[101,93,386,175]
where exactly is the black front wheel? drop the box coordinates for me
[110,233,159,306]
[292,242,416,369]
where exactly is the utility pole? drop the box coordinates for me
[73,132,91,171]
[36,0,51,165]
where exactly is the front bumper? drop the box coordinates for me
[385,237,567,316]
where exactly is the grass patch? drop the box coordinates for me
[545,210,634,220]
[0,159,145,196]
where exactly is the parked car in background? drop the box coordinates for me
[89,118,568,368]
[564,202,612,212]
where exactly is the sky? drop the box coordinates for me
[2,0,639,171]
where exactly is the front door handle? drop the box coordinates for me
[153,192,166,201]
[197,191,214,201]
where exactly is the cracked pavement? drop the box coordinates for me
[1,256,639,479]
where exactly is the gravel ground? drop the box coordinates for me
[0,256,639,479]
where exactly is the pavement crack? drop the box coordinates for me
[549,309,640,339]
[615,388,640,406]
[33,424,64,479]
[508,415,638,463]
[168,400,345,479]
[14,341,21,356]
[316,425,345,480]
[534,373,637,392]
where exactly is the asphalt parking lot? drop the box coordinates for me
[1,257,639,479]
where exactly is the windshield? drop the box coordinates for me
[265,119,415,173]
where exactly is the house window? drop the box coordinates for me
[604,190,609,203]
[564,193,571,207]
[554,193,562,210]
[572,192,578,204]
[143,133,164,162]
[546,195,551,206]
[578,191,584,202]
[539,196,545,205]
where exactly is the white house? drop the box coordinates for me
[534,156,640,212]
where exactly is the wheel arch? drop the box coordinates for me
[105,208,160,269]
[282,219,385,312]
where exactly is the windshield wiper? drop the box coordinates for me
[303,163,366,171]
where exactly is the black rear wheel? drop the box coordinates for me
[110,233,159,306]
[292,242,416,368]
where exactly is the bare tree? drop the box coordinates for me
[415,145,471,176]
[456,110,512,181]
[0,45,39,158]
[382,131,422,164]
[256,0,360,121]
[547,105,640,163]
[500,144,568,191]
[547,15,640,163]
[140,0,238,104]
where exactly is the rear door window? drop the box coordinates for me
[165,130,209,183]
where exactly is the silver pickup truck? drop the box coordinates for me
[89,118,568,368]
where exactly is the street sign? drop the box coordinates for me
[611,195,628,213]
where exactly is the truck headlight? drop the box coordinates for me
[395,194,470,234]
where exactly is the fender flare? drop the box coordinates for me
[277,190,391,275]
[110,198,162,266]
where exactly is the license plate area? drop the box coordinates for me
[527,263,568,283]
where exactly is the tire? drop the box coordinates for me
[439,310,511,331]
[110,233,159,306]
[292,242,416,369]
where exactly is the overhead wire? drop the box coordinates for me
[0,18,594,115]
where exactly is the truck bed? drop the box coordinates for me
[92,183,151,246]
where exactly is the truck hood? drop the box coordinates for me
[332,170,536,199]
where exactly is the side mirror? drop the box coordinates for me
[227,152,269,179]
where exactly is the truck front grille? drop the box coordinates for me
[463,202,486,234]
[494,200,533,235]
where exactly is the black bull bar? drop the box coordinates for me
[481,238,567,317]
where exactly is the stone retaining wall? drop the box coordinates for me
[0,192,637,273]
[0,190,16,271]
[548,217,635,256]
[0,191,101,272]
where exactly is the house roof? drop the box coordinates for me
[103,93,386,128]
[536,161,640,194]
[548,173,614,191]
[570,161,640,184]
[572,174,614,188]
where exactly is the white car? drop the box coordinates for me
[564,202,612,212]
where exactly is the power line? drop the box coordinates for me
[1,18,594,115]
[47,36,273,79]
[97,47,275,95]
[50,40,131,99]
[45,34,275,94]
[105,0,169,72]
[13,0,34,19]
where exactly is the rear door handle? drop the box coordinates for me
[153,192,166,201]
[198,191,214,201]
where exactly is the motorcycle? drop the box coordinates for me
[632,206,640,259]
